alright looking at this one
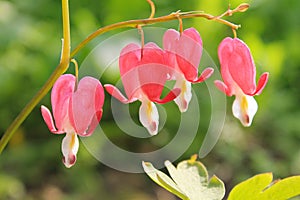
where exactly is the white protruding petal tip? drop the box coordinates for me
[61,132,79,168]
[139,100,159,135]
[232,94,258,127]
[174,79,192,113]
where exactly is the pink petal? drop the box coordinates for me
[163,29,181,79]
[163,29,179,52]
[69,76,104,136]
[119,43,145,99]
[191,67,214,83]
[51,74,76,131]
[140,42,166,65]
[119,43,140,77]
[139,43,173,101]
[104,84,135,103]
[218,37,236,94]
[117,42,175,103]
[138,63,170,101]
[85,110,103,136]
[119,67,142,101]
[183,28,202,44]
[84,78,105,136]
[227,38,257,95]
[152,88,181,104]
[175,28,203,82]
[252,72,269,95]
[40,105,64,134]
[214,80,232,96]
[163,29,180,68]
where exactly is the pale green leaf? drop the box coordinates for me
[142,155,225,200]
[142,161,188,199]
[228,173,300,200]
[165,159,225,200]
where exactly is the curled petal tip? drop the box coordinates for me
[201,67,214,78]
[192,67,214,83]
[253,72,269,95]
[214,80,232,96]
[41,105,63,134]
[104,84,132,103]
[41,105,56,132]
[153,88,181,104]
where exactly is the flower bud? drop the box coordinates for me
[235,3,250,13]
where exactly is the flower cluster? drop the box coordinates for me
[105,28,212,135]
[41,28,269,168]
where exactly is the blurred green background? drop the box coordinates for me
[1,0,300,199]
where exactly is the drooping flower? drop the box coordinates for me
[41,74,104,168]
[163,28,214,112]
[215,37,269,126]
[104,42,180,135]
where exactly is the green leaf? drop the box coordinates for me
[142,155,225,200]
[165,159,225,200]
[142,161,188,200]
[228,173,300,200]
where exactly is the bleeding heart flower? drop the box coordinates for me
[41,74,104,168]
[163,28,214,112]
[215,37,269,126]
[104,42,180,135]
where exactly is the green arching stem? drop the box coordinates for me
[233,28,238,38]
[0,63,64,154]
[0,2,243,154]
[137,25,145,50]
[146,0,155,19]
[61,0,71,70]
[0,0,71,154]
[71,12,240,57]
[178,16,183,34]
[71,59,79,90]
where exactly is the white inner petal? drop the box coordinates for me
[61,131,79,168]
[174,77,192,112]
[139,100,159,135]
[232,93,258,127]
